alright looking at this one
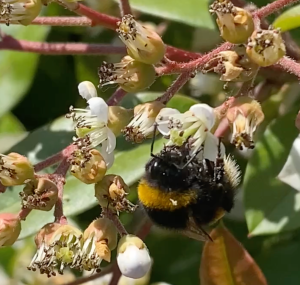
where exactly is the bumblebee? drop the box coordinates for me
[138,138,241,241]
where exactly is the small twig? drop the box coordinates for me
[0,34,126,55]
[73,3,119,29]
[32,16,92,26]
[157,72,193,104]
[0,183,6,193]
[18,208,32,221]
[52,158,70,224]
[34,152,64,172]
[103,209,128,236]
[277,56,300,80]
[108,263,122,285]
[106,88,128,106]
[254,0,300,19]
[119,0,132,16]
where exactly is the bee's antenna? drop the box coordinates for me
[178,146,203,170]
[150,123,158,157]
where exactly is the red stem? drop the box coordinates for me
[106,88,127,106]
[34,152,64,172]
[277,56,300,79]
[119,0,132,16]
[53,158,70,224]
[157,72,194,104]
[0,183,6,193]
[0,34,126,55]
[32,16,92,26]
[103,208,128,236]
[75,4,119,29]
[254,0,300,19]
[18,208,32,221]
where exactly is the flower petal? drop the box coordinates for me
[202,132,225,162]
[78,81,98,101]
[156,108,180,135]
[100,149,115,169]
[88,97,109,123]
[106,127,117,153]
[190,103,215,130]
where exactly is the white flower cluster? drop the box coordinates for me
[70,82,225,170]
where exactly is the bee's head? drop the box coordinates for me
[145,154,190,191]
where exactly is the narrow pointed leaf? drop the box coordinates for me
[273,4,300,32]
[200,225,268,285]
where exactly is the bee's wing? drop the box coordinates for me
[181,217,213,242]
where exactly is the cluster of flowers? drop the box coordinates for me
[97,14,165,93]
[0,0,274,280]
[206,0,286,82]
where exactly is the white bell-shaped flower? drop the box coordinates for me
[156,103,216,155]
[67,81,116,167]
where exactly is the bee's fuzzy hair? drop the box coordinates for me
[223,155,241,189]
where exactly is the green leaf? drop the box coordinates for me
[128,0,215,29]
[273,4,300,32]
[0,113,25,133]
[244,110,299,236]
[0,25,49,117]
[0,93,199,238]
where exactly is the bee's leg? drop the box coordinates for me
[150,123,159,158]
[185,216,213,242]
[214,137,224,182]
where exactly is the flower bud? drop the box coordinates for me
[226,97,264,150]
[117,235,151,279]
[95,175,137,214]
[246,28,286,67]
[209,48,259,82]
[20,178,58,211]
[28,223,83,276]
[0,153,34,186]
[70,148,107,184]
[122,101,165,143]
[108,106,134,137]
[116,14,166,64]
[210,0,254,44]
[0,0,42,26]
[98,56,156,93]
[0,213,21,247]
[81,218,118,270]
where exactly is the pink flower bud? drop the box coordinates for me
[0,213,21,247]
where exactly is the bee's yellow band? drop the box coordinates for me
[138,179,197,211]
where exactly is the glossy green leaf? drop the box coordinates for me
[0,25,49,117]
[244,110,299,236]
[0,93,199,238]
[128,0,215,29]
[0,113,25,133]
[273,4,300,32]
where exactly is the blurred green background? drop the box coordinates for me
[1,0,300,284]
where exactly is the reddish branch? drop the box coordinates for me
[18,208,32,221]
[278,56,300,79]
[119,0,132,16]
[74,4,119,29]
[52,158,70,224]
[0,34,126,55]
[107,88,128,106]
[32,16,92,26]
[157,72,194,104]
[254,0,300,19]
